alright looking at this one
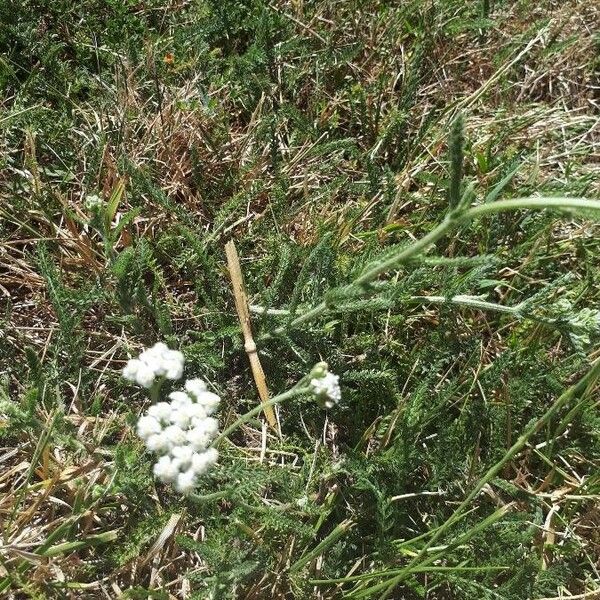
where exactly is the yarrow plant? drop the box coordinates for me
[123,343,220,494]
[123,344,342,495]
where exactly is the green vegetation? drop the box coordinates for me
[0,0,598,598]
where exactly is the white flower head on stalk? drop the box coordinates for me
[135,379,221,495]
[309,362,341,409]
[122,342,185,388]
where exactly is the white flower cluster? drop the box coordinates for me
[136,379,221,494]
[310,363,341,409]
[84,193,103,211]
[123,342,184,388]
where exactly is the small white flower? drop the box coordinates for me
[169,391,193,410]
[309,364,341,409]
[198,417,219,437]
[171,444,194,466]
[187,426,212,451]
[165,362,183,380]
[147,402,172,423]
[187,403,208,420]
[186,419,218,451]
[164,425,186,447]
[133,372,221,494]
[195,391,221,414]
[190,416,205,428]
[175,469,197,494]
[311,372,340,398]
[137,415,162,440]
[191,452,209,475]
[191,448,219,476]
[169,407,191,429]
[146,432,171,453]
[163,350,185,380]
[151,342,169,354]
[123,342,185,388]
[203,447,219,467]
[122,358,141,382]
[135,363,157,388]
[153,455,179,482]
[185,378,208,399]
[139,345,165,373]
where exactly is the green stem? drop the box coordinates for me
[312,564,508,585]
[256,292,558,332]
[189,489,229,503]
[265,215,455,338]
[149,377,165,403]
[460,197,600,221]
[212,383,310,447]
[411,294,519,315]
[264,197,599,338]
[410,294,559,328]
[354,214,456,286]
[266,301,327,338]
[289,519,355,574]
[249,305,291,316]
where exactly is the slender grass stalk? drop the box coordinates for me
[289,519,355,574]
[212,381,310,447]
[350,504,512,597]
[311,564,508,585]
[42,531,119,557]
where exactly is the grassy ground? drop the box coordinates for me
[1,0,599,598]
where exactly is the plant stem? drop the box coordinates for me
[264,197,599,338]
[412,294,563,328]
[149,377,166,404]
[249,305,291,316]
[212,383,310,447]
[354,214,456,286]
[411,294,519,315]
[269,301,328,338]
[460,197,600,220]
[254,294,557,329]
[289,519,355,574]
[265,215,456,338]
[189,489,229,503]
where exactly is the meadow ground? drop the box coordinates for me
[0,0,599,598]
